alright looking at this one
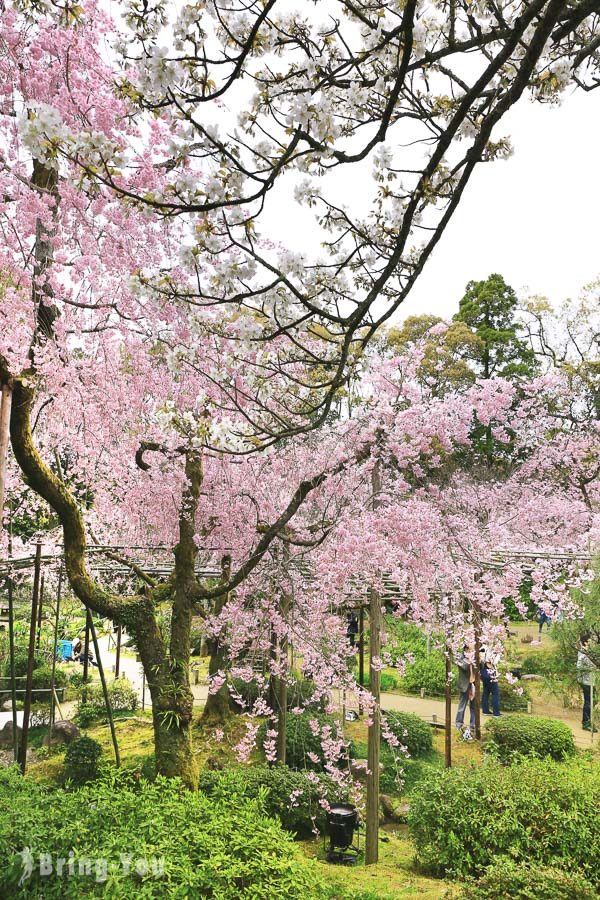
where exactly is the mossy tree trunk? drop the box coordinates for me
[9,376,203,788]
[202,554,232,724]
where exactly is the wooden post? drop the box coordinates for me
[115,625,122,678]
[474,631,481,740]
[358,604,365,687]
[35,574,45,648]
[365,588,381,865]
[49,568,63,732]
[88,615,120,766]
[82,609,91,701]
[276,590,291,765]
[0,383,12,525]
[7,574,19,762]
[19,541,42,775]
[445,648,452,768]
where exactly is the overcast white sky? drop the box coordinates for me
[398,88,600,321]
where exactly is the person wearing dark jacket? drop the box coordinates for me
[455,649,476,739]
[480,650,501,717]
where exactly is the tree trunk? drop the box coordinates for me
[202,554,232,723]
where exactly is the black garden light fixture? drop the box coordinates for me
[326,802,360,864]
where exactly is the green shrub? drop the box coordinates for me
[76,677,138,718]
[74,703,97,728]
[231,677,319,712]
[499,679,531,711]
[31,663,67,690]
[408,757,600,885]
[199,764,345,837]
[519,650,561,676]
[258,712,343,772]
[461,859,598,899]
[348,739,410,796]
[382,711,433,757]
[69,670,92,688]
[359,670,400,692]
[0,766,323,898]
[485,714,575,762]
[399,652,447,696]
[64,736,103,785]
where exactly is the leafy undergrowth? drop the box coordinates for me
[302,828,457,899]
[26,711,265,786]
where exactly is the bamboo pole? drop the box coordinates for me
[0,384,12,524]
[19,541,42,774]
[82,610,90,701]
[7,574,19,761]
[49,568,63,732]
[276,589,291,765]
[365,587,381,865]
[114,625,122,678]
[88,615,120,766]
[35,574,45,648]
[445,649,452,768]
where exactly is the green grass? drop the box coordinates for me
[302,828,457,898]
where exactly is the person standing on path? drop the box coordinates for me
[577,633,597,732]
[480,648,501,717]
[455,648,476,739]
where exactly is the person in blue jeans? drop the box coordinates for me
[480,650,501,717]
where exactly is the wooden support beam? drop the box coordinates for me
[19,541,42,774]
[445,649,452,768]
[365,587,381,865]
[0,384,12,525]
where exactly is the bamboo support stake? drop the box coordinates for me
[0,384,12,524]
[88,615,120,767]
[365,587,381,865]
[7,575,19,761]
[445,649,452,768]
[36,574,45,648]
[115,625,122,678]
[49,568,63,732]
[19,541,42,774]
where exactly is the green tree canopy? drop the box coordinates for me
[454,273,537,380]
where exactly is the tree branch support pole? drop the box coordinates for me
[473,599,482,741]
[0,383,12,524]
[19,541,42,775]
[7,574,19,762]
[35,574,45,648]
[276,588,291,765]
[366,587,381,865]
[358,604,365,688]
[88,614,120,767]
[115,625,122,678]
[82,610,91,702]
[445,648,452,768]
[49,567,63,733]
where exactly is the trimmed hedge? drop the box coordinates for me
[461,859,598,899]
[64,736,103,785]
[199,764,345,837]
[408,757,600,886]
[0,766,324,898]
[382,711,433,757]
[485,714,575,762]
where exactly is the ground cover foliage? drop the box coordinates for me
[408,756,600,886]
[460,859,598,900]
[0,766,324,899]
